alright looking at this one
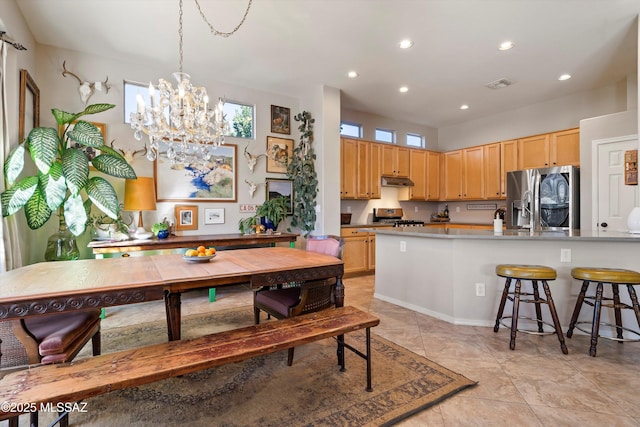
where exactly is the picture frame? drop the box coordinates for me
[59,121,107,161]
[204,208,225,225]
[266,178,293,215]
[270,105,290,134]
[154,143,237,202]
[266,136,294,174]
[19,69,40,143]
[175,205,198,231]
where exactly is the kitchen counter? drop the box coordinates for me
[371,227,640,329]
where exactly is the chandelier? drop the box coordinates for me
[130,0,252,165]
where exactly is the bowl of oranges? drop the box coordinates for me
[183,246,217,263]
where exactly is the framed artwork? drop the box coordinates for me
[18,69,40,143]
[204,208,225,225]
[154,143,237,202]
[175,205,198,231]
[266,178,293,215]
[270,105,290,134]
[266,136,294,174]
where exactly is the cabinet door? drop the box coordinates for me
[550,128,580,166]
[369,143,382,199]
[381,145,396,176]
[426,151,441,200]
[368,234,376,271]
[463,146,484,199]
[443,150,463,200]
[396,147,410,177]
[341,139,358,199]
[408,150,427,200]
[500,140,518,198]
[518,134,550,169]
[342,235,368,274]
[483,143,501,199]
[356,141,370,198]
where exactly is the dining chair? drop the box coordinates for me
[253,235,344,365]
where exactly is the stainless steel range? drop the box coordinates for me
[372,208,424,227]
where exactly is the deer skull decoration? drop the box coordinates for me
[244,179,264,198]
[62,60,111,104]
[244,144,267,173]
[110,140,148,164]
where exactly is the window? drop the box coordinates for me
[406,133,424,148]
[375,128,395,143]
[340,122,362,138]
[223,100,254,139]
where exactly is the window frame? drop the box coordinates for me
[375,128,395,143]
[340,121,362,138]
[223,99,255,140]
[406,133,424,148]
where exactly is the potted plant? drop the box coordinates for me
[257,196,288,231]
[152,222,170,239]
[88,207,132,241]
[1,103,137,260]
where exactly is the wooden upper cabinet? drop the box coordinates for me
[340,138,358,199]
[462,146,484,199]
[426,151,441,200]
[443,150,463,200]
[500,140,518,198]
[356,141,370,198]
[368,143,382,199]
[518,134,550,169]
[381,145,410,177]
[550,128,580,166]
[407,149,427,200]
[483,143,501,199]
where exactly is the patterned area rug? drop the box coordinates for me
[29,307,477,426]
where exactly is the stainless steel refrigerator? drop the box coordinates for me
[506,165,580,231]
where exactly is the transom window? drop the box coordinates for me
[406,133,424,148]
[340,122,362,138]
[375,128,395,143]
[223,100,254,139]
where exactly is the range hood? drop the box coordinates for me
[381,175,414,187]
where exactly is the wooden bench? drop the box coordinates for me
[0,306,380,423]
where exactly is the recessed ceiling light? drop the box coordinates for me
[347,71,358,78]
[399,39,414,49]
[399,86,409,93]
[558,74,571,81]
[499,41,514,51]
[460,104,469,110]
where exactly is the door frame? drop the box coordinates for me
[591,134,639,230]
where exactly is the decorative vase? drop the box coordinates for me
[45,214,80,261]
[627,207,640,234]
[157,229,169,239]
[261,217,277,231]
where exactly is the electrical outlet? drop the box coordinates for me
[346,206,352,213]
[561,248,571,263]
[414,206,419,213]
[400,241,406,252]
[475,283,486,297]
[456,206,460,213]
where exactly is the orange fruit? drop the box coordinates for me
[185,249,198,257]
[197,245,206,253]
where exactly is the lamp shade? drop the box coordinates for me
[124,177,157,212]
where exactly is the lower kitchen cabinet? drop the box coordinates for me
[341,227,391,275]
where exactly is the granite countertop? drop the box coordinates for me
[361,227,640,242]
[341,221,493,228]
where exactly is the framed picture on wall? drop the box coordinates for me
[266,136,294,174]
[270,105,290,134]
[204,208,225,225]
[18,69,40,143]
[175,205,198,231]
[154,143,237,202]
[266,178,293,215]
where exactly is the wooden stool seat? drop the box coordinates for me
[567,267,640,357]
[494,264,568,354]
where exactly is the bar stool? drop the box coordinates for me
[494,264,568,354]
[567,267,640,357]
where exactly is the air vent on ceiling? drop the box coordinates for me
[485,78,512,90]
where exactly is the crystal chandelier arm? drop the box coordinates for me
[193,0,253,38]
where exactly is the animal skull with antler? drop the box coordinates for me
[244,179,264,198]
[244,144,267,173]
[62,60,111,104]
[110,141,148,164]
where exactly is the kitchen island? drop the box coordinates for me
[367,227,640,331]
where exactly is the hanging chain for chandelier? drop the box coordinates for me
[130,0,253,165]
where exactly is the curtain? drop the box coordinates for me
[0,40,23,272]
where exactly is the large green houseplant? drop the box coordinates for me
[238,196,288,234]
[1,103,137,259]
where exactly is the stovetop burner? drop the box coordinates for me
[392,220,425,227]
[373,208,424,227]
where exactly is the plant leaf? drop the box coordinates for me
[24,185,52,229]
[1,176,38,217]
[64,194,88,236]
[81,103,115,116]
[91,154,137,179]
[86,177,119,220]
[67,120,105,148]
[97,144,126,161]
[4,144,25,185]
[62,148,89,196]
[52,108,78,126]
[40,163,67,211]
[28,127,59,174]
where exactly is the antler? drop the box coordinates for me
[244,144,267,173]
[110,140,147,163]
[62,60,82,85]
[62,60,111,103]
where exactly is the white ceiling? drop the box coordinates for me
[15,0,640,129]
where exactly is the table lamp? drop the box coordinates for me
[124,177,157,238]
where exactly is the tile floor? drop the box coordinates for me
[99,275,640,426]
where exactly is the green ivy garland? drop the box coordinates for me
[286,111,317,237]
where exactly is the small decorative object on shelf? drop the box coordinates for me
[152,222,170,239]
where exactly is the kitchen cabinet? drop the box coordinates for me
[517,128,579,169]
[340,228,369,274]
[550,128,580,166]
[518,134,549,169]
[341,138,381,199]
[381,145,410,177]
[404,149,427,200]
[500,140,518,198]
[368,143,382,198]
[443,150,463,200]
[484,143,501,199]
[463,146,485,199]
[426,151,441,200]
[356,140,370,198]
[340,138,358,199]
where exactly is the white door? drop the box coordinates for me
[595,136,639,232]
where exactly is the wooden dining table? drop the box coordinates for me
[0,247,344,353]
